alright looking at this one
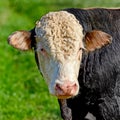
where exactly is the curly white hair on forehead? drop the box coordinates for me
[35,11,84,59]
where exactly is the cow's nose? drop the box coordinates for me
[55,81,78,98]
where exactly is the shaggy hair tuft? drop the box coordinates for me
[35,11,84,60]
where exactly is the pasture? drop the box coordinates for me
[0,0,119,120]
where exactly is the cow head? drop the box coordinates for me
[8,11,112,99]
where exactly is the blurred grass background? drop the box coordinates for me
[0,0,119,120]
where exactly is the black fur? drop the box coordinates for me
[57,8,120,120]
[31,8,120,120]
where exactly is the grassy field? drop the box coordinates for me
[0,0,119,120]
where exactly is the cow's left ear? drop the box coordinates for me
[84,30,112,52]
[8,30,32,51]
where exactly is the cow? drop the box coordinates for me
[8,8,120,120]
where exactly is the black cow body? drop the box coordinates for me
[58,8,120,120]
[8,8,120,120]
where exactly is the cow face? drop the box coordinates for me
[34,11,84,99]
[8,11,112,99]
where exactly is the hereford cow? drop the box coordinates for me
[8,8,120,120]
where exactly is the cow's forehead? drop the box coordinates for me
[35,11,84,59]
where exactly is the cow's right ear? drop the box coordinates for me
[8,30,32,51]
[84,30,112,52]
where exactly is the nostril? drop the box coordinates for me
[55,83,77,93]
[55,84,62,91]
[54,82,79,98]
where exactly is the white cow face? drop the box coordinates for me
[8,11,112,99]
[35,11,84,99]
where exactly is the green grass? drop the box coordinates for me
[0,0,119,120]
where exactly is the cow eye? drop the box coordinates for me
[40,48,47,56]
[40,48,44,52]
[35,43,47,56]
[40,48,45,53]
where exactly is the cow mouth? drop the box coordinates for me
[56,95,75,99]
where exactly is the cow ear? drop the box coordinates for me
[84,30,112,52]
[8,30,32,51]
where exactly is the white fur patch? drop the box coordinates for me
[35,11,84,60]
[35,11,84,97]
[85,112,96,120]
